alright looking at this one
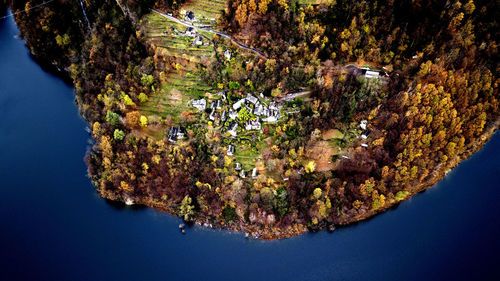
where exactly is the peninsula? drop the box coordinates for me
[5,0,499,239]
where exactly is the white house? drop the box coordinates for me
[251,168,258,179]
[185,27,196,37]
[193,35,203,46]
[233,98,245,110]
[228,122,238,136]
[235,162,242,171]
[227,145,234,156]
[209,109,216,121]
[216,99,222,109]
[253,103,264,116]
[168,126,186,143]
[246,94,258,104]
[224,49,231,61]
[269,101,279,110]
[245,119,261,131]
[229,110,238,120]
[364,70,380,79]
[360,120,368,130]
[190,99,206,111]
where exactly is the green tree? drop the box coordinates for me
[106,110,120,127]
[140,74,154,86]
[138,92,148,103]
[114,129,125,140]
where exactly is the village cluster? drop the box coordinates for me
[168,90,284,180]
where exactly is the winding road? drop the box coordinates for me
[151,9,268,60]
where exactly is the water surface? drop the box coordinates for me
[1,10,499,281]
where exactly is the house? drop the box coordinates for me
[193,35,203,46]
[185,11,195,22]
[239,170,246,178]
[220,110,227,122]
[216,91,227,101]
[243,100,254,111]
[185,27,196,37]
[245,119,261,131]
[224,49,231,60]
[246,94,258,104]
[190,99,206,111]
[360,120,368,130]
[361,134,368,139]
[262,109,279,123]
[233,98,245,110]
[229,110,238,120]
[209,109,216,121]
[228,122,238,136]
[235,162,242,171]
[253,103,264,116]
[251,168,258,178]
[216,100,222,109]
[269,101,279,110]
[341,155,350,159]
[364,70,380,79]
[263,115,278,123]
[227,145,234,156]
[361,143,368,148]
[168,127,178,143]
[168,126,186,143]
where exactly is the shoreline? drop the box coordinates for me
[97,118,499,240]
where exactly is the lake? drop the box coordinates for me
[1,9,499,281]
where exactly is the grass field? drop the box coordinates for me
[139,1,289,175]
[140,12,217,125]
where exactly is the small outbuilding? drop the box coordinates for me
[227,145,235,156]
[193,35,203,45]
[228,122,238,136]
[235,162,242,171]
[185,11,195,22]
[251,168,258,179]
[224,49,231,61]
[185,27,196,37]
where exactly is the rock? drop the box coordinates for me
[179,223,185,229]
[328,225,336,232]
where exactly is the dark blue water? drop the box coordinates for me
[1,10,499,281]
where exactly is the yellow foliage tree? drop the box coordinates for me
[305,161,316,173]
[139,115,148,127]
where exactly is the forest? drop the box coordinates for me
[5,0,499,238]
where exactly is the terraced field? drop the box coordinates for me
[140,12,217,125]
